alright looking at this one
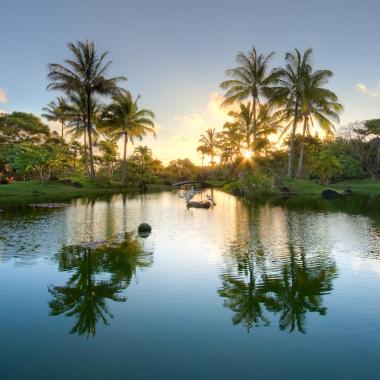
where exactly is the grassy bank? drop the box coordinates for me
[283,179,380,195]
[0,177,170,205]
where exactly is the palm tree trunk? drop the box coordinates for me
[252,97,257,152]
[61,120,64,144]
[87,95,96,179]
[288,102,299,177]
[83,127,89,176]
[122,131,127,182]
[87,125,95,179]
[296,116,308,178]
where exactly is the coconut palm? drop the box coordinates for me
[42,97,70,143]
[101,92,155,182]
[197,128,218,167]
[271,48,313,177]
[220,46,277,150]
[225,102,254,153]
[218,123,243,165]
[295,70,342,177]
[65,93,102,176]
[255,104,281,156]
[47,40,126,178]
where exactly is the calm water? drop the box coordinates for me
[1,191,380,379]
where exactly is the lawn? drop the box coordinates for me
[0,177,169,204]
[283,178,380,195]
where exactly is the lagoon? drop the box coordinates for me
[0,191,379,379]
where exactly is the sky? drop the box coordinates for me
[2,0,380,163]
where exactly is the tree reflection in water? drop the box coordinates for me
[219,206,337,333]
[48,234,153,337]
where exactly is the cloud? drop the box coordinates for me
[355,82,380,97]
[129,92,234,164]
[0,89,8,103]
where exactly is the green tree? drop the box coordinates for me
[98,139,118,177]
[272,48,313,177]
[47,40,126,178]
[312,150,342,183]
[225,102,253,153]
[42,97,70,143]
[295,69,342,177]
[197,128,218,167]
[102,92,155,182]
[220,46,277,151]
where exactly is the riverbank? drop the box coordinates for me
[0,178,170,205]
[282,179,380,195]
[221,178,380,198]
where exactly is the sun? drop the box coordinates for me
[243,150,251,159]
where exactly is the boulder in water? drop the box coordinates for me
[138,223,152,237]
[321,189,339,199]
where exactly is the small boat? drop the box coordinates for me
[187,200,212,209]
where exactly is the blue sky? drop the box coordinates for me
[1,0,380,162]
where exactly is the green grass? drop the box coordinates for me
[0,177,170,205]
[283,178,380,195]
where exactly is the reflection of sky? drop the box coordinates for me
[1,191,380,379]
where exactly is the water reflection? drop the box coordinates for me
[48,234,153,337]
[219,204,337,333]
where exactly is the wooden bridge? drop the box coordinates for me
[171,180,211,187]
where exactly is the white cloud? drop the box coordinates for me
[0,89,8,103]
[355,82,380,97]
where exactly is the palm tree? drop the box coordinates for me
[65,93,102,176]
[218,123,243,166]
[133,145,152,173]
[255,104,281,156]
[295,70,342,177]
[47,40,126,178]
[220,46,277,151]
[42,97,70,143]
[197,128,218,167]
[225,102,253,153]
[101,92,155,182]
[271,48,313,177]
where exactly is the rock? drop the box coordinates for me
[72,181,83,188]
[280,186,290,193]
[321,189,339,199]
[232,188,244,197]
[138,223,152,237]
[0,209,4,213]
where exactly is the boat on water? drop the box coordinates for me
[187,200,212,209]
[175,183,215,209]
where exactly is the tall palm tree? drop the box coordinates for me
[102,92,155,182]
[271,48,313,177]
[295,70,342,177]
[220,46,277,151]
[65,93,102,176]
[47,40,126,178]
[42,97,70,143]
[197,128,218,167]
